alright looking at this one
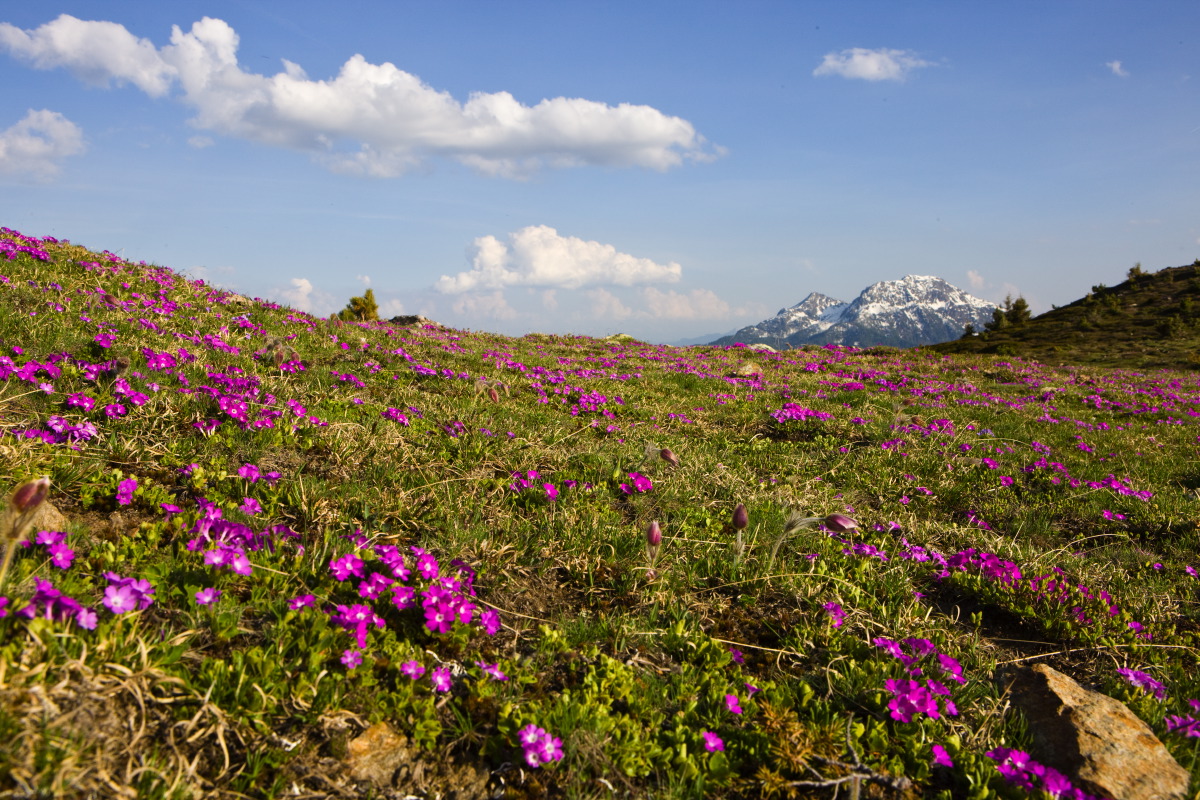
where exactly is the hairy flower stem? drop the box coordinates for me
[767,514,823,572]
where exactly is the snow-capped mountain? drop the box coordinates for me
[711,275,997,349]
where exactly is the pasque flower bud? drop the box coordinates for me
[10,476,50,517]
[646,520,662,547]
[824,513,858,532]
[732,503,749,531]
[645,520,662,565]
[3,476,51,588]
[659,448,679,468]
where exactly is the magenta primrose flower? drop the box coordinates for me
[237,463,260,483]
[724,694,743,714]
[619,472,653,494]
[987,747,1100,800]
[884,678,957,723]
[115,477,137,505]
[400,660,425,680]
[195,587,221,605]
[341,649,363,669]
[430,666,452,692]
[518,724,564,768]
[480,608,502,635]
[931,743,954,768]
[1117,668,1167,700]
[823,601,846,628]
[102,572,155,613]
[329,552,365,581]
[288,594,315,610]
[103,584,138,614]
[425,602,455,634]
[701,731,724,752]
[476,661,508,681]
[1166,708,1200,738]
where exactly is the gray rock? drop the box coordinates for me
[388,314,437,327]
[1005,663,1189,800]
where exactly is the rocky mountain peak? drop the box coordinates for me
[712,275,996,349]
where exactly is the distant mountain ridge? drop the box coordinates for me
[711,275,996,349]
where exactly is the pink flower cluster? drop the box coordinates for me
[987,747,1102,800]
[1116,668,1166,700]
[15,577,97,629]
[874,637,963,723]
[32,530,74,569]
[518,724,564,768]
[769,403,834,423]
[186,500,302,580]
[317,544,501,659]
[619,472,652,494]
[101,572,156,614]
[1165,700,1200,737]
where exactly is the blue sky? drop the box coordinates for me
[1,2,1197,343]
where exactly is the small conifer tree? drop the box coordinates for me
[984,302,1010,332]
[1007,296,1031,325]
[334,288,380,322]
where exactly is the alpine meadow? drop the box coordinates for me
[1,226,1199,799]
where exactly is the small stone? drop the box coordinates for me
[345,722,410,787]
[0,500,68,544]
[1004,663,1189,800]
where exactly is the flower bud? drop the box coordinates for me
[824,513,858,532]
[659,448,679,467]
[732,503,749,531]
[488,386,500,403]
[645,520,662,565]
[11,476,50,515]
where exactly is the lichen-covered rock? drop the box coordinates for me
[345,722,491,798]
[1005,663,1189,800]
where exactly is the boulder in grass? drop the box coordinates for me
[1004,663,1189,800]
[388,314,437,327]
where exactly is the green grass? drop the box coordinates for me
[0,227,1198,798]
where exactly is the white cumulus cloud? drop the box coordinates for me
[642,287,732,320]
[0,109,85,179]
[277,277,336,315]
[279,277,315,311]
[435,225,682,293]
[813,48,932,82]
[379,297,406,318]
[966,269,985,289]
[1106,60,1129,77]
[451,290,518,321]
[586,288,633,320]
[0,15,176,95]
[0,14,719,177]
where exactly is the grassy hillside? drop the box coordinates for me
[930,261,1200,369]
[0,226,1198,799]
